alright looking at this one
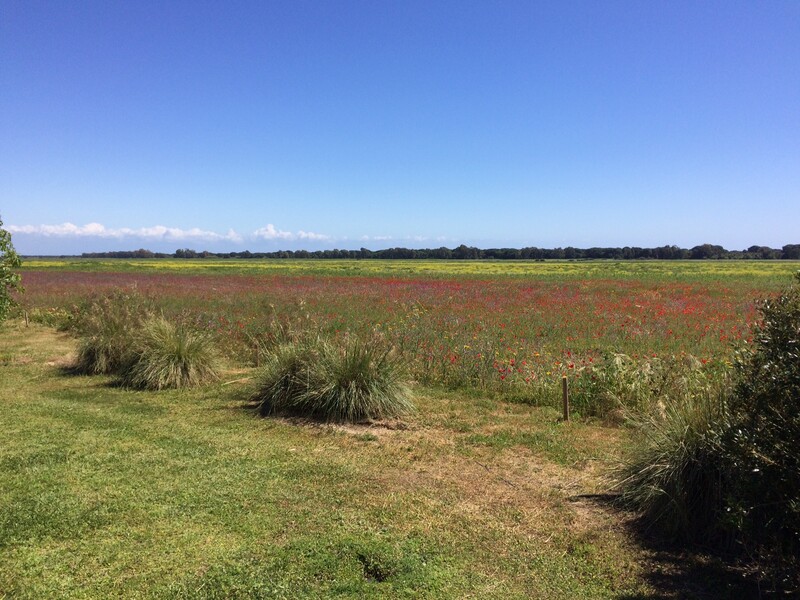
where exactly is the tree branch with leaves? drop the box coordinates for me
[0,215,23,322]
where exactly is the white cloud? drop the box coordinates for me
[8,222,242,242]
[253,224,330,241]
[297,230,330,241]
[8,222,327,244]
[252,224,294,240]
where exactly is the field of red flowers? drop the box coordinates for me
[18,261,797,414]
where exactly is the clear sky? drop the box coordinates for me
[2,0,798,254]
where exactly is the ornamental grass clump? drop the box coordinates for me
[614,391,732,543]
[252,335,414,422]
[73,290,153,375]
[122,316,220,390]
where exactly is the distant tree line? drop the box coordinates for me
[78,243,800,260]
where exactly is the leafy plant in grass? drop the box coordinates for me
[73,290,154,375]
[252,334,413,422]
[122,316,220,390]
[583,352,728,418]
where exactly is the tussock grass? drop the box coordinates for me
[614,393,731,542]
[122,316,220,390]
[75,334,133,375]
[67,290,219,389]
[73,290,152,375]
[252,335,414,422]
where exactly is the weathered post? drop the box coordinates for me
[562,375,570,422]
[24,310,29,327]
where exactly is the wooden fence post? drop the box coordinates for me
[562,375,570,422]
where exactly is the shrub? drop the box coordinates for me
[615,272,800,585]
[252,334,414,422]
[122,316,220,390]
[724,271,800,562]
[73,291,153,375]
[0,215,23,323]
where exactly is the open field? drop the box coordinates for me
[19,257,800,280]
[4,259,797,596]
[16,259,800,414]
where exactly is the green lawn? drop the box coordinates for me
[1,321,655,599]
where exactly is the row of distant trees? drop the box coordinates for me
[78,243,800,260]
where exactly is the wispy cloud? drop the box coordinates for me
[296,230,330,241]
[8,222,243,242]
[8,222,329,244]
[252,224,293,240]
[357,234,452,244]
[252,224,330,241]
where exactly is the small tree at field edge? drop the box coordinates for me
[0,215,23,322]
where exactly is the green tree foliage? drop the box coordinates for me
[726,271,800,561]
[82,242,800,260]
[617,273,800,587]
[0,215,23,322]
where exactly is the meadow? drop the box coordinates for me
[3,259,798,597]
[19,259,798,414]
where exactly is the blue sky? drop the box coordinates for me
[2,0,798,254]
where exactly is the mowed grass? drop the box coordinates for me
[1,322,651,598]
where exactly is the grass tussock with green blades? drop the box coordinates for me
[68,290,219,390]
[614,392,731,542]
[122,316,220,390]
[253,335,414,422]
[73,290,153,375]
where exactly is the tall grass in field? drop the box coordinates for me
[614,392,731,542]
[73,290,153,375]
[580,352,731,418]
[122,316,220,390]
[68,290,219,389]
[21,262,793,415]
[252,334,413,422]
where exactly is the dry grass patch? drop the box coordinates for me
[297,391,647,593]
